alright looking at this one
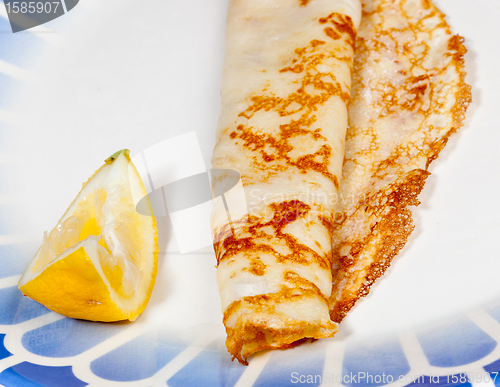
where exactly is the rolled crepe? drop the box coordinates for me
[211,0,361,364]
[329,0,472,322]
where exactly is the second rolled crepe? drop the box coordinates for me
[211,0,361,364]
[329,0,471,323]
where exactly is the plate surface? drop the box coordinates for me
[1,0,500,386]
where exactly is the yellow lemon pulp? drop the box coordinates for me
[18,150,158,322]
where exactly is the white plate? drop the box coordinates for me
[0,0,500,386]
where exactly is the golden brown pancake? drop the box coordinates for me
[211,0,471,365]
[329,0,472,323]
[211,0,361,365]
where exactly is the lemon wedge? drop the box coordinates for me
[18,150,158,322]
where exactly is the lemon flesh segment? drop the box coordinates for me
[18,150,158,322]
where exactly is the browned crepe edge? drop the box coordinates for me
[329,4,472,323]
[224,287,338,365]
